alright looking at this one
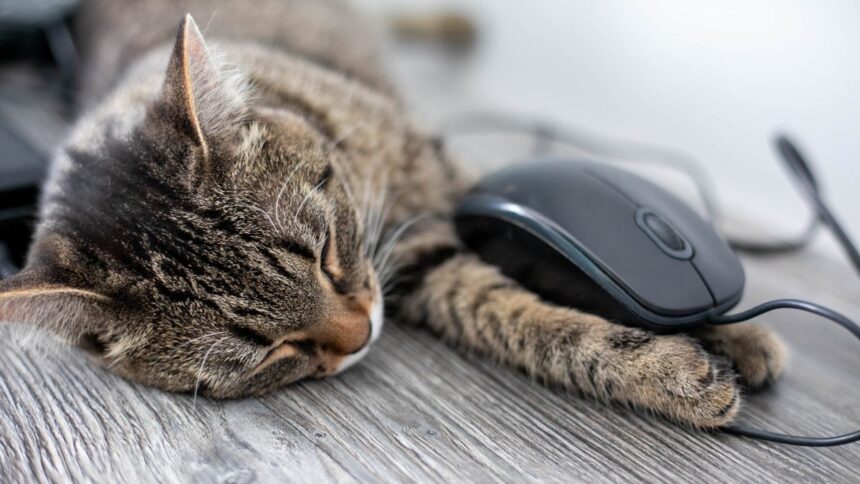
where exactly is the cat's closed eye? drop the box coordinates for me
[227,324,273,347]
[279,239,316,261]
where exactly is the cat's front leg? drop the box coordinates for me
[385,219,783,428]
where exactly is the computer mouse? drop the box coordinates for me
[454,159,745,331]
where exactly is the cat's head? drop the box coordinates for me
[0,15,383,397]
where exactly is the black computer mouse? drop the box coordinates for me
[454,159,745,331]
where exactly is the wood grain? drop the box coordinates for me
[2,248,860,483]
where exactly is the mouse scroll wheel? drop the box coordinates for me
[644,213,685,250]
[636,208,694,260]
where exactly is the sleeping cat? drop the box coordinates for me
[0,0,786,428]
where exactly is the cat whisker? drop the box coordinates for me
[364,185,386,258]
[203,10,219,34]
[295,177,329,220]
[365,169,395,259]
[359,160,382,224]
[374,193,397,242]
[382,272,410,295]
[192,336,228,408]
[274,159,308,232]
[380,266,405,291]
[340,168,359,210]
[366,198,388,260]
[373,213,430,283]
[370,188,409,258]
[374,224,424,285]
[172,331,228,352]
[230,203,280,235]
[272,185,291,234]
[379,254,416,289]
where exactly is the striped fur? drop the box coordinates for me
[0,0,785,427]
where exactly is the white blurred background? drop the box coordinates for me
[359,0,860,265]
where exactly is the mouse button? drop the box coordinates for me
[635,208,694,260]
[642,213,685,251]
[592,234,713,316]
[690,241,746,305]
[583,164,743,302]
[613,176,744,304]
[584,165,709,239]
[647,204,743,304]
[553,187,713,316]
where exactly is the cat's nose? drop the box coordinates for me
[313,299,373,356]
[346,319,373,354]
[250,311,370,377]
[305,282,381,376]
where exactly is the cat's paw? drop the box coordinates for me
[639,334,741,428]
[692,323,787,390]
[593,328,741,428]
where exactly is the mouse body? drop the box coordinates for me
[454,159,745,330]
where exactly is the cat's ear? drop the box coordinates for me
[0,267,109,343]
[159,14,248,159]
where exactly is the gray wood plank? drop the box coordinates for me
[2,246,860,483]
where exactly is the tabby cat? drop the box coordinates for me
[0,0,786,428]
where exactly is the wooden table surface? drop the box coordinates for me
[2,18,860,484]
[2,249,860,482]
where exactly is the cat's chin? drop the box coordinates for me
[331,288,384,375]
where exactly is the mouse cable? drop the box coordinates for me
[440,113,860,446]
[434,111,823,256]
[711,299,860,446]
[768,136,860,272]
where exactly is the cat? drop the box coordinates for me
[0,0,786,428]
